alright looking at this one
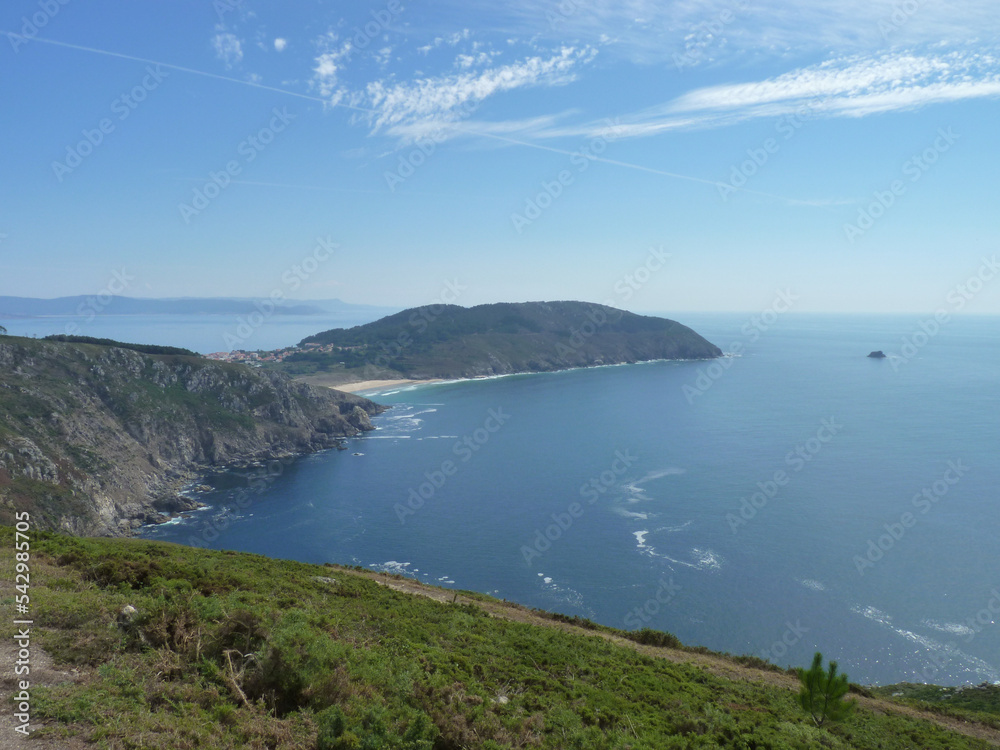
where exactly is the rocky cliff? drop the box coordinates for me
[0,337,383,536]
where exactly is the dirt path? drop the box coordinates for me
[353,570,1000,748]
[0,576,89,749]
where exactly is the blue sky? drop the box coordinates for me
[2,0,999,313]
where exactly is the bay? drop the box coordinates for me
[139,312,1000,686]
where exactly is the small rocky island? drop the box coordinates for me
[867,350,887,358]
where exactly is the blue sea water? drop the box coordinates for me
[139,313,1000,686]
[0,312,387,353]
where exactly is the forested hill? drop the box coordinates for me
[283,301,722,382]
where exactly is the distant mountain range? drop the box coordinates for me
[0,296,398,318]
[280,300,722,384]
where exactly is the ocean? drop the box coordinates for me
[133,312,999,686]
[0,312,390,353]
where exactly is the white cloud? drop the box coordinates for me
[456,0,1000,64]
[417,28,472,55]
[311,32,353,99]
[358,46,596,139]
[274,38,288,52]
[495,50,1000,141]
[211,32,243,69]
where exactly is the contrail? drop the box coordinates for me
[6,31,805,204]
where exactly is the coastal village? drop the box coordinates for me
[204,341,353,364]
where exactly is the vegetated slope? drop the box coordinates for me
[0,336,382,536]
[284,301,722,383]
[2,528,996,749]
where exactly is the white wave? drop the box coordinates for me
[635,467,686,484]
[614,508,649,520]
[852,604,1000,681]
[920,619,977,638]
[538,575,594,618]
[691,547,722,571]
[370,560,413,575]
[798,579,826,592]
[657,521,693,533]
[851,604,893,626]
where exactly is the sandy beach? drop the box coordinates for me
[330,378,443,394]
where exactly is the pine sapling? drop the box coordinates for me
[798,652,856,726]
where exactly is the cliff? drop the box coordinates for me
[0,337,383,536]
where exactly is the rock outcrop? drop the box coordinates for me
[0,337,384,536]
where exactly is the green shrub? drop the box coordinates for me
[798,652,856,726]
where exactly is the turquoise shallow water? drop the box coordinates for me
[141,313,1000,686]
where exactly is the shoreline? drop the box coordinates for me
[322,357,724,395]
[331,378,444,394]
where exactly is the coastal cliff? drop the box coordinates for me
[0,337,382,536]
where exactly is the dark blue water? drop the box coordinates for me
[142,313,1000,686]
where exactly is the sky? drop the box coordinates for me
[2,0,1000,313]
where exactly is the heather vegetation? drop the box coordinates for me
[2,527,996,749]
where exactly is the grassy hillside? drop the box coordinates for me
[280,301,722,384]
[2,527,997,749]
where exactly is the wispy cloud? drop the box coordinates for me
[476,50,1000,141]
[417,29,472,55]
[211,32,243,69]
[458,0,1000,64]
[274,38,288,52]
[356,46,597,140]
[311,32,352,99]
